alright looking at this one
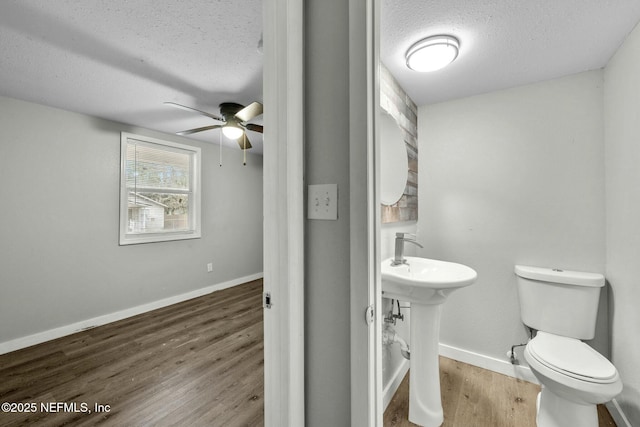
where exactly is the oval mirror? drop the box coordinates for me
[379,110,408,205]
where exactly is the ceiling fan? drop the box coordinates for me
[164,101,264,149]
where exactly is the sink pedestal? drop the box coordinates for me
[380,257,477,427]
[409,302,444,427]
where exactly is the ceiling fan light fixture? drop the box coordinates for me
[222,124,244,140]
[406,35,459,72]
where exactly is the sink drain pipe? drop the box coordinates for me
[383,328,410,360]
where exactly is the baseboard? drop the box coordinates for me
[438,342,539,384]
[0,273,264,355]
[383,358,410,410]
[606,398,633,427]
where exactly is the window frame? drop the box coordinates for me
[119,132,201,245]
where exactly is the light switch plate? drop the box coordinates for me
[308,184,338,220]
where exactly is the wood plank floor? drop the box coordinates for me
[1,279,618,427]
[384,356,618,427]
[0,279,264,427]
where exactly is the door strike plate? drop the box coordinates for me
[263,292,273,309]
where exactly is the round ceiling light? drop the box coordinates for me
[406,35,460,72]
[222,124,244,140]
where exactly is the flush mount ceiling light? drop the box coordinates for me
[406,35,460,72]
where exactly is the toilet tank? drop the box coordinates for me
[514,265,605,340]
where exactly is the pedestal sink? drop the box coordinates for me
[382,256,477,427]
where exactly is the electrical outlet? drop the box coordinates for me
[207,263,213,273]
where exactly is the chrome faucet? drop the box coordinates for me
[392,232,423,266]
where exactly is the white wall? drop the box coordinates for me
[604,21,640,426]
[417,71,608,366]
[0,95,263,347]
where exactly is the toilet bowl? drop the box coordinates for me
[514,265,623,427]
[524,332,622,427]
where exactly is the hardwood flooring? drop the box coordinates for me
[0,279,264,427]
[384,356,618,427]
[1,279,619,427]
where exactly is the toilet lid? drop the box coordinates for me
[528,332,617,383]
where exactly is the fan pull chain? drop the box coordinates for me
[243,133,247,166]
[219,131,223,167]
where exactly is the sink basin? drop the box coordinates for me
[381,256,477,426]
[381,256,477,304]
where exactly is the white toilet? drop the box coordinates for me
[515,265,622,427]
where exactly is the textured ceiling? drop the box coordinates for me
[0,0,264,152]
[382,0,640,106]
[1,1,639,154]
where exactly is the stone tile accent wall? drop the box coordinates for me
[380,64,418,223]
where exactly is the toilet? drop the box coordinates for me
[515,265,622,427]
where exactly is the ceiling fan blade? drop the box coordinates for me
[244,123,264,133]
[235,101,263,122]
[176,124,223,135]
[164,102,224,121]
[236,134,253,150]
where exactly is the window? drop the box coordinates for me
[120,133,201,245]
